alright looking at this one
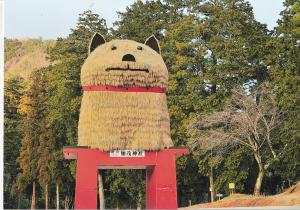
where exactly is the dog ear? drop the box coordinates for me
[89,33,106,54]
[145,35,161,54]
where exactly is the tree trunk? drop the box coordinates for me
[45,184,48,210]
[137,191,142,210]
[209,167,215,202]
[56,182,60,210]
[31,181,36,210]
[98,171,105,209]
[18,193,21,209]
[137,204,142,210]
[254,152,265,196]
[64,195,69,210]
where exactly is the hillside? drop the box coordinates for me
[184,182,300,208]
[4,38,55,79]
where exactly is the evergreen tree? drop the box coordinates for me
[113,0,180,41]
[103,170,145,209]
[37,122,56,209]
[44,10,109,207]
[113,1,207,205]
[46,10,108,147]
[266,0,300,189]
[163,0,270,198]
[277,0,300,38]
[113,0,270,204]
[15,70,48,209]
[4,76,25,208]
[291,0,300,37]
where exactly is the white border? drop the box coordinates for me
[0,0,4,208]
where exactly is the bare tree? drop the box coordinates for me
[188,83,285,195]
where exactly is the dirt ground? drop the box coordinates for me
[184,182,300,208]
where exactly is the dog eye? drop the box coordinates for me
[137,46,143,50]
[111,45,117,50]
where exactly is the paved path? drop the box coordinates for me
[191,207,300,210]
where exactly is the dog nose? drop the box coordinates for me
[122,54,136,62]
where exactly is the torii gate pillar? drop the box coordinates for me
[63,147,188,209]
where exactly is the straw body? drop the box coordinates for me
[78,91,172,150]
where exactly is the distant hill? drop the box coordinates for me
[4,38,55,79]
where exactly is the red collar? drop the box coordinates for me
[83,85,166,93]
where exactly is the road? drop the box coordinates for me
[191,207,300,210]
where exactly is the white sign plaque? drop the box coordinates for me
[109,150,145,157]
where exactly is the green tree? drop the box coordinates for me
[163,0,270,199]
[113,0,271,204]
[214,148,256,195]
[104,170,145,209]
[277,0,300,38]
[113,0,180,41]
[113,2,207,205]
[44,10,108,208]
[15,70,48,209]
[4,76,25,208]
[37,123,56,209]
[266,0,300,189]
[291,1,300,37]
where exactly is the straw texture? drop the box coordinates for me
[78,38,173,151]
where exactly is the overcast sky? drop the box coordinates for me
[4,0,284,39]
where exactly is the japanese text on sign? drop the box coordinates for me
[109,150,145,157]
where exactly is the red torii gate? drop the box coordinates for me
[63,147,188,209]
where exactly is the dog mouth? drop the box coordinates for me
[106,64,149,73]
